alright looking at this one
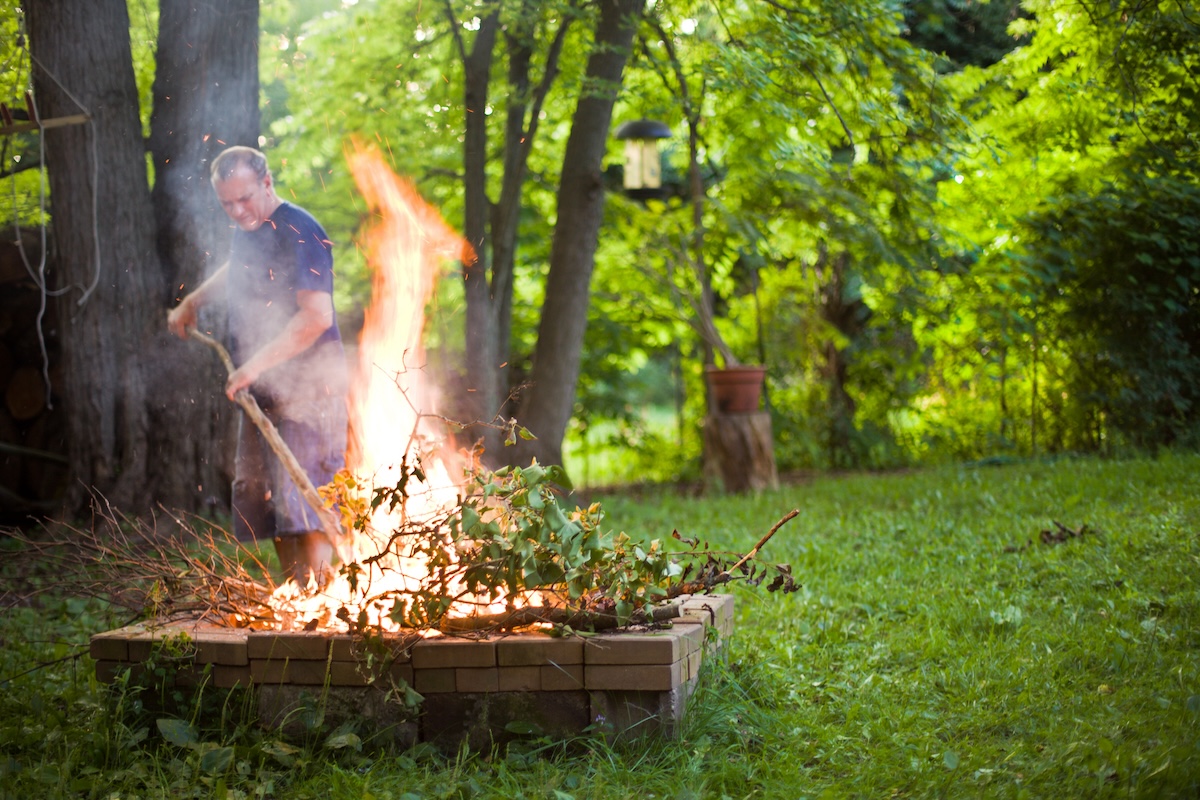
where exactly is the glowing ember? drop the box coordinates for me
[269,145,477,631]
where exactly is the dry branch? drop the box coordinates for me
[437,601,684,633]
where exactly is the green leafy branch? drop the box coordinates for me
[334,460,800,634]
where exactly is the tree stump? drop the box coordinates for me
[702,411,778,493]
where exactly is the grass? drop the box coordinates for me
[2,451,1199,798]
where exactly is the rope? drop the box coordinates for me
[27,50,102,306]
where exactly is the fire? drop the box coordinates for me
[268,144,481,632]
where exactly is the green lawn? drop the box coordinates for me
[2,452,1198,798]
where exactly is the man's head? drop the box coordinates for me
[211,146,280,232]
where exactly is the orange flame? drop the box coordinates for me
[268,145,476,630]
[346,144,473,476]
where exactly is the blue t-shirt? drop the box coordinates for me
[225,202,347,417]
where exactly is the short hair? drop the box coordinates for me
[210,146,271,184]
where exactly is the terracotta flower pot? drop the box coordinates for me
[704,365,766,413]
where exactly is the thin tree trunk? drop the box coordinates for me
[510,0,643,468]
[457,5,502,457]
[25,0,163,512]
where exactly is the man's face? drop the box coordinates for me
[214,165,275,232]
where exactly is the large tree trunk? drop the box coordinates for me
[509,0,643,468]
[147,0,261,513]
[24,0,164,512]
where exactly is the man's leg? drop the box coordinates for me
[273,532,333,586]
[232,413,275,542]
[270,401,346,587]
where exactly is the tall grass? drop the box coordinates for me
[2,452,1198,798]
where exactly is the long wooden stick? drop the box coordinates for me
[189,329,347,557]
[720,508,800,579]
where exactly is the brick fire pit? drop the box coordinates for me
[90,593,733,748]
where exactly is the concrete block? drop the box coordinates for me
[496,635,583,666]
[497,666,541,692]
[411,637,496,669]
[585,662,682,692]
[413,667,456,694]
[330,633,418,663]
[94,660,131,683]
[191,630,250,666]
[584,632,681,665]
[541,663,585,691]
[247,632,330,661]
[590,681,695,740]
[213,665,252,689]
[250,658,330,685]
[257,684,418,748]
[456,667,499,693]
[685,649,702,681]
[122,624,188,662]
[675,622,706,654]
[89,632,129,662]
[421,691,590,752]
[328,661,372,687]
[390,663,415,687]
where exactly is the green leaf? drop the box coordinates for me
[943,750,960,770]
[156,718,198,748]
[545,464,574,490]
[260,740,299,767]
[325,732,362,751]
[199,746,235,775]
[504,720,543,735]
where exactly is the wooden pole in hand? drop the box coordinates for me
[188,329,348,559]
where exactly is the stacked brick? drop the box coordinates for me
[89,593,733,743]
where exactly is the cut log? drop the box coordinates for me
[702,410,779,493]
[23,408,68,503]
[6,365,47,421]
[0,407,22,494]
[0,341,13,389]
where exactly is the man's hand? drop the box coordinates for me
[225,363,258,401]
[167,297,198,339]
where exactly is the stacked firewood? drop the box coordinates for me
[0,231,67,521]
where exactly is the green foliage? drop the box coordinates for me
[904,0,1028,70]
[1020,171,1200,447]
[4,454,1200,796]
[5,0,1199,486]
[923,0,1200,457]
[339,460,708,631]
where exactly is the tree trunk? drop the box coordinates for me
[454,0,572,464]
[25,0,163,512]
[148,0,261,513]
[702,411,779,493]
[458,6,503,457]
[510,0,643,469]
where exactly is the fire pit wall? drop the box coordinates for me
[90,593,733,749]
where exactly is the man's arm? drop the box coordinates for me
[167,263,230,339]
[225,289,335,400]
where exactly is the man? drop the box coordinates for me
[168,146,347,587]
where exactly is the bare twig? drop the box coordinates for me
[721,509,800,578]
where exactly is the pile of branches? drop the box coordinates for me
[3,494,277,627]
[5,463,800,636]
